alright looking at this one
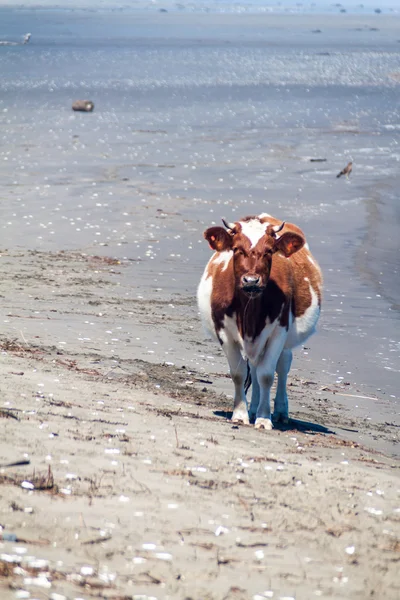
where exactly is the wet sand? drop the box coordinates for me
[0,6,400,599]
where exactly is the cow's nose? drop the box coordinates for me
[242,275,260,286]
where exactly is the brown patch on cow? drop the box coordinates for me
[274,232,305,257]
[206,253,235,334]
[204,227,233,252]
[260,218,323,313]
[290,249,323,316]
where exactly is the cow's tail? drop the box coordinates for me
[244,360,251,394]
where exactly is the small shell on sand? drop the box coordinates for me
[72,100,94,112]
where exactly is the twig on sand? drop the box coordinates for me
[19,329,29,346]
[335,392,378,401]
[236,541,268,548]
[0,459,30,468]
[82,535,112,545]
[0,409,20,421]
[0,532,50,545]
[174,422,179,448]
[132,571,162,585]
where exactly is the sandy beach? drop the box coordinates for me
[1,3,400,599]
[0,248,399,600]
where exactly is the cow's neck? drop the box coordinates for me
[235,290,267,341]
[234,279,288,340]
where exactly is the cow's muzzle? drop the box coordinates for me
[241,275,264,296]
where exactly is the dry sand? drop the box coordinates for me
[0,248,399,600]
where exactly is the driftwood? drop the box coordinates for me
[72,100,94,112]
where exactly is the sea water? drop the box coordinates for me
[0,3,399,410]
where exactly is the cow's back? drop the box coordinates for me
[268,217,322,313]
[284,242,322,348]
[260,216,322,348]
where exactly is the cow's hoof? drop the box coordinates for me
[273,412,289,424]
[254,418,273,430]
[231,411,250,425]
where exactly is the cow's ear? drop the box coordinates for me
[274,232,304,257]
[204,227,233,252]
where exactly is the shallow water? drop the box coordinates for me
[0,8,399,418]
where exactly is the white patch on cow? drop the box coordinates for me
[285,284,320,349]
[243,317,281,365]
[197,251,233,342]
[258,212,272,221]
[307,254,316,266]
[304,242,310,250]
[211,250,232,272]
[304,276,309,281]
[220,313,283,367]
[222,313,283,367]
[197,264,216,341]
[220,313,243,346]
[239,219,268,248]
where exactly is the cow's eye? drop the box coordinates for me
[264,249,273,257]
[233,247,242,255]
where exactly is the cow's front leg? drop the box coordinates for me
[254,371,274,430]
[254,329,287,430]
[273,348,292,424]
[222,340,249,424]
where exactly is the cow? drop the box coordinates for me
[197,213,322,430]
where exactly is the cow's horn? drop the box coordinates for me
[222,218,235,231]
[272,221,285,234]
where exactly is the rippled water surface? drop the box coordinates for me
[0,6,399,409]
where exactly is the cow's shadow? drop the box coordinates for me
[213,411,334,435]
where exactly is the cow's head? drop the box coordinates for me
[204,216,304,297]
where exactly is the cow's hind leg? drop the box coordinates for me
[223,341,249,424]
[248,363,260,424]
[273,348,292,424]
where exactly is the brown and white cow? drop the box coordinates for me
[197,213,322,429]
